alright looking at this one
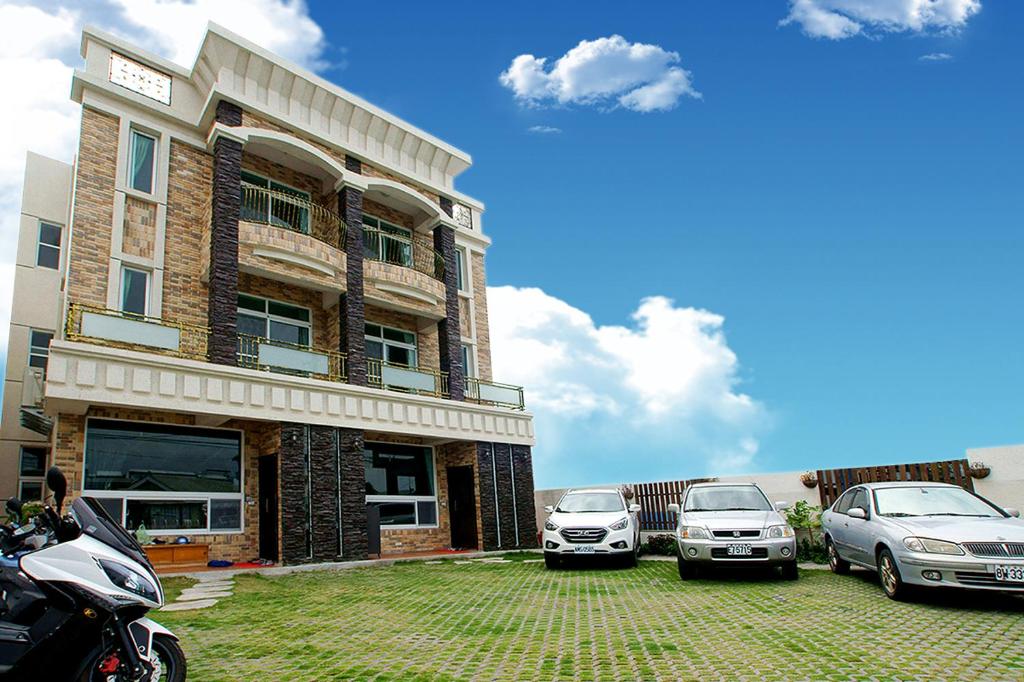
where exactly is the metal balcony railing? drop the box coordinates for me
[241,183,346,248]
[363,227,445,281]
[465,378,526,410]
[236,334,346,382]
[367,358,447,398]
[65,303,209,360]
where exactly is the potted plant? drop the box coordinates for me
[800,471,818,488]
[969,461,991,479]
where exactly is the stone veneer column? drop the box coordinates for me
[338,155,366,386]
[207,100,242,365]
[337,427,368,561]
[434,219,464,401]
[279,423,312,564]
[475,442,539,551]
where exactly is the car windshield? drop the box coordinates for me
[873,486,1004,518]
[556,492,624,513]
[684,486,771,512]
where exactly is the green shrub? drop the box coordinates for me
[784,500,822,529]
[796,538,828,564]
[19,502,44,525]
[639,534,677,556]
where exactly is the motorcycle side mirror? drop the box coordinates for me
[6,497,22,518]
[46,466,67,514]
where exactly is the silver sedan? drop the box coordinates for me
[821,482,1024,600]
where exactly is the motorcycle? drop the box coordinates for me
[0,466,186,680]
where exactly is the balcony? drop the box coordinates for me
[65,304,208,361]
[466,378,526,411]
[237,334,346,382]
[368,359,447,398]
[241,183,345,248]
[363,228,444,281]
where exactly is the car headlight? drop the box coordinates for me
[679,526,709,540]
[98,559,160,603]
[544,520,559,531]
[903,537,964,555]
[609,517,629,531]
[767,525,795,539]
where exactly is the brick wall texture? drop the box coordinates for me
[122,197,156,259]
[163,139,213,327]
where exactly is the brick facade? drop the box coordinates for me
[164,139,213,327]
[471,251,493,381]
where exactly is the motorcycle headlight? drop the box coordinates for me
[98,559,160,603]
[767,525,795,539]
[609,517,629,531]
[902,537,964,555]
[679,526,709,540]
[544,520,559,531]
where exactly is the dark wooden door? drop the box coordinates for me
[258,455,279,562]
[447,466,478,550]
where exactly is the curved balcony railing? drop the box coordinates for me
[363,227,445,281]
[237,333,346,382]
[367,358,447,397]
[241,183,346,248]
[65,303,209,361]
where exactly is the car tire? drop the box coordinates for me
[827,537,850,575]
[544,552,560,570]
[623,545,638,568]
[877,547,909,601]
[781,560,799,581]
[677,554,698,580]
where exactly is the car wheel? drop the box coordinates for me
[781,560,799,581]
[877,548,909,601]
[624,545,639,568]
[544,551,560,570]
[677,554,698,580]
[827,538,850,575]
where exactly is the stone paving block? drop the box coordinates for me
[178,590,234,600]
[160,598,219,611]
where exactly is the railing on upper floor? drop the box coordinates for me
[362,227,445,281]
[236,333,346,383]
[465,377,526,411]
[65,303,209,361]
[240,183,346,248]
[367,358,447,398]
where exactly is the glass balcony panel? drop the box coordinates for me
[80,310,180,351]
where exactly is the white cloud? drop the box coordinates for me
[781,0,982,40]
[0,1,329,362]
[527,125,562,134]
[488,287,768,487]
[919,52,954,61]
[499,35,701,113]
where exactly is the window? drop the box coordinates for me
[364,442,437,528]
[83,419,243,534]
[240,170,310,234]
[36,222,61,269]
[454,248,467,291]
[120,267,149,316]
[364,323,416,367]
[128,130,156,193]
[362,214,413,267]
[18,446,46,501]
[848,488,869,516]
[461,344,475,378]
[237,294,311,346]
[28,330,53,374]
[834,489,857,514]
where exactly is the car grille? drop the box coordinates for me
[559,527,608,544]
[711,530,761,539]
[963,542,1024,558]
[954,571,1024,589]
[710,547,769,559]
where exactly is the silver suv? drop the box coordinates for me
[668,482,798,580]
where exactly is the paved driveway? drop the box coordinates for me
[157,554,1024,680]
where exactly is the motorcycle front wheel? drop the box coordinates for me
[82,635,187,682]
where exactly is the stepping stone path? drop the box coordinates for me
[161,573,236,612]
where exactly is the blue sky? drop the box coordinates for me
[2,0,1021,488]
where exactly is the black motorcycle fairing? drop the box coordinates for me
[70,497,152,570]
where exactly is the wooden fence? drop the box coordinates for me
[629,479,716,531]
[816,459,975,507]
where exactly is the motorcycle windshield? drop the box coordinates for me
[70,497,152,569]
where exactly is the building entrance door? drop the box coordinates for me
[447,466,478,550]
[258,455,279,562]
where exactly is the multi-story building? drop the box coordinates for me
[0,24,537,566]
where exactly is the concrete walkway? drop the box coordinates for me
[159,574,236,612]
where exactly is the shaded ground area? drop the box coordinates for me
[157,554,1024,680]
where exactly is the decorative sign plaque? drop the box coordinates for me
[109,53,172,105]
[453,204,473,230]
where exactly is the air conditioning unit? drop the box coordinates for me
[21,367,45,407]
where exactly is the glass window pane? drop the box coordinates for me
[237,313,267,338]
[84,419,242,493]
[387,346,413,367]
[19,482,43,502]
[238,294,266,313]
[241,171,268,188]
[210,499,242,531]
[362,444,434,496]
[361,215,379,229]
[28,356,48,369]
[382,327,415,345]
[417,500,437,526]
[268,320,309,346]
[364,324,381,338]
[20,447,46,476]
[39,223,61,246]
[267,301,310,323]
[129,131,156,193]
[375,502,415,526]
[30,331,52,350]
[37,244,59,269]
[97,497,124,522]
[126,500,207,532]
[455,250,465,290]
[365,340,383,360]
[121,269,148,315]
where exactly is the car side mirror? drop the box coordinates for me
[774,501,791,511]
[667,503,680,514]
[629,504,641,513]
[847,507,867,520]
[46,466,67,514]
[1005,507,1020,518]
[543,505,554,514]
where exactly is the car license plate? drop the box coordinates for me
[574,545,595,554]
[994,565,1024,583]
[727,544,752,556]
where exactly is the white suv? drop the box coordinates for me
[542,488,641,569]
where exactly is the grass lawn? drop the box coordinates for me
[157,554,1024,681]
